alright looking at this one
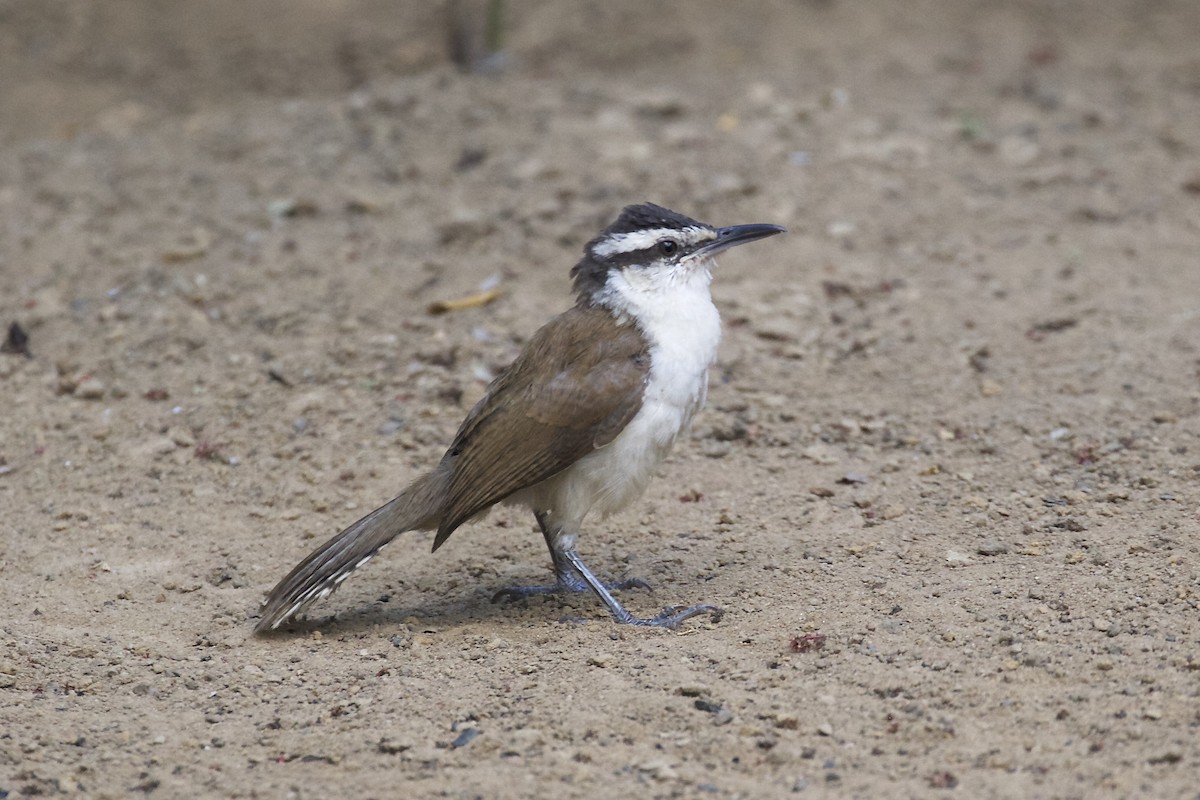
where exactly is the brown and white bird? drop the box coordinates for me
[255,203,784,632]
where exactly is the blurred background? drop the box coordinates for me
[5,0,1195,145]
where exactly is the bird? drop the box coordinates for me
[255,203,784,633]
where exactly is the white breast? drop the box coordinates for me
[526,257,722,532]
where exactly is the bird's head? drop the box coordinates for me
[571,203,784,305]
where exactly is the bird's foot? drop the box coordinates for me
[618,603,723,630]
[492,575,651,603]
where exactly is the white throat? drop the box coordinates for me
[596,256,723,398]
[597,255,722,434]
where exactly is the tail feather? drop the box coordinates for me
[255,468,448,632]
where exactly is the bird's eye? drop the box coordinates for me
[658,239,678,256]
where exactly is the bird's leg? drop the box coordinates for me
[496,513,721,630]
[559,548,721,630]
[491,511,651,602]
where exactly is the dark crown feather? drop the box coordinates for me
[602,203,704,236]
[570,203,706,300]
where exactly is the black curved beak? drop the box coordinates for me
[698,222,786,257]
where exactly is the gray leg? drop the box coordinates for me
[495,512,722,630]
[492,511,650,602]
[560,548,722,630]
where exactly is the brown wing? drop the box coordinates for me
[431,305,649,550]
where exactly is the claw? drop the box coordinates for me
[624,603,723,630]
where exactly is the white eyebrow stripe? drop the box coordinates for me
[591,226,713,258]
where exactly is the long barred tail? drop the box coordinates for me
[255,468,448,632]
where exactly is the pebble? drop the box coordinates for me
[801,444,838,465]
[977,539,1008,556]
[450,728,479,749]
[752,315,802,342]
[639,759,678,781]
[998,135,1040,166]
[774,714,800,730]
[816,722,834,737]
[377,737,412,755]
[132,436,179,461]
[945,550,972,565]
[75,377,106,400]
[167,426,195,447]
[632,91,687,118]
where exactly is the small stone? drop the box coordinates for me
[632,91,687,118]
[587,654,613,668]
[437,207,494,245]
[702,441,731,459]
[377,737,412,755]
[1092,618,1112,632]
[713,707,734,726]
[1143,707,1163,720]
[132,436,178,461]
[945,550,972,565]
[450,728,479,749]
[977,539,1008,556]
[164,426,194,447]
[801,444,838,465]
[639,759,678,781]
[880,504,907,520]
[998,135,1040,166]
[76,377,106,400]
[816,722,834,737]
[677,684,710,697]
[752,315,801,343]
[1096,658,1114,671]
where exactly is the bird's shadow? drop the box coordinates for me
[252,580,627,637]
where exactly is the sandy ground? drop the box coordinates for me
[2,1,1200,797]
